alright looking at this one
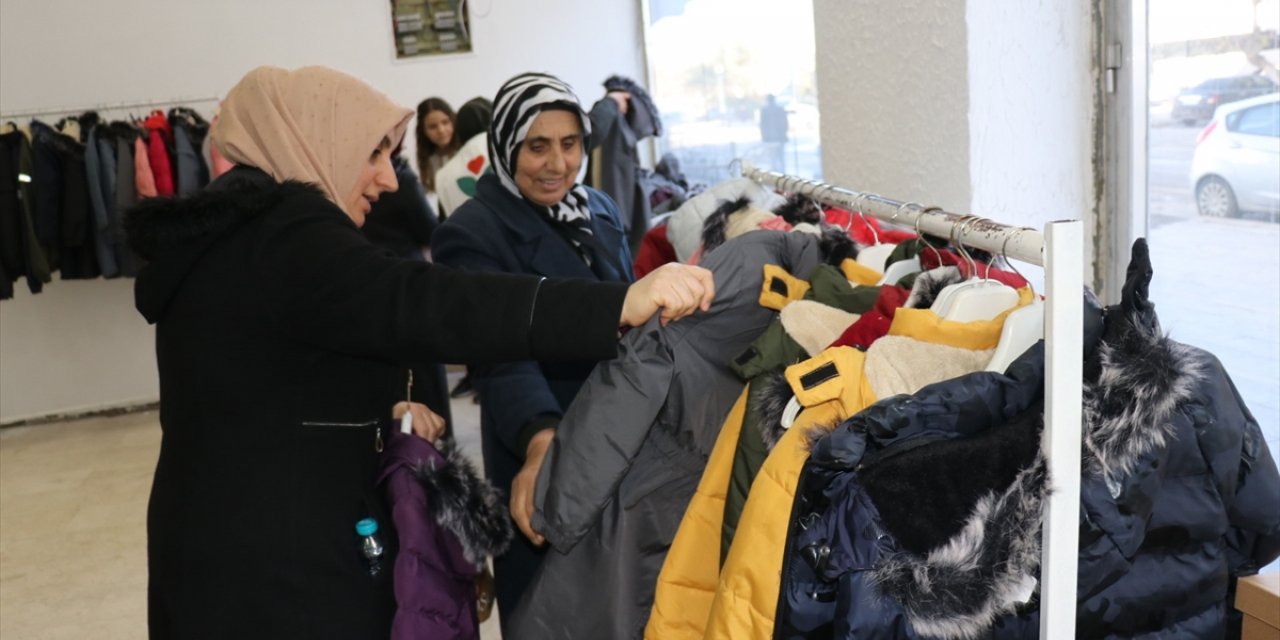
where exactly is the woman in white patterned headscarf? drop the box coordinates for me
[433,72,675,635]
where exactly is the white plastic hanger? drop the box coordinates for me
[853,192,898,272]
[780,395,803,429]
[934,217,1020,322]
[929,215,977,314]
[876,202,925,286]
[877,255,920,287]
[857,243,898,273]
[986,230,1044,372]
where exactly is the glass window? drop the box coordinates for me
[642,0,821,187]
[1230,102,1280,136]
[1147,0,1280,492]
[1250,75,1278,89]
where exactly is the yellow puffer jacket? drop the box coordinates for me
[646,346,870,640]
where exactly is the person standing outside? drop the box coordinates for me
[759,93,789,172]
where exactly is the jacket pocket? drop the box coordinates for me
[299,419,384,452]
[286,418,393,588]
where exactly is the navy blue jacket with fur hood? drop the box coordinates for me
[776,239,1280,639]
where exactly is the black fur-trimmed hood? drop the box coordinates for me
[125,167,332,323]
[800,244,1212,638]
[409,441,513,565]
[1080,239,1206,494]
[125,167,326,261]
[859,300,1205,638]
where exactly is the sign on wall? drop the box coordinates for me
[392,0,472,58]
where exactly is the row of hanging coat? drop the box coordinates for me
[0,103,229,299]
[500,174,1029,638]
[506,165,1279,640]
[646,191,1053,640]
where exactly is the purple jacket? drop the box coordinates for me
[377,431,512,640]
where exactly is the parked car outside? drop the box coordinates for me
[1172,74,1277,125]
[1190,92,1280,219]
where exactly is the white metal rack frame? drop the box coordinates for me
[740,162,1083,640]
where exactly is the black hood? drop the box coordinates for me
[124,167,329,324]
[800,240,1203,638]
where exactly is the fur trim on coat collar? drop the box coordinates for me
[125,168,327,260]
[412,443,513,566]
[752,371,847,454]
[700,196,750,255]
[1082,304,1205,494]
[773,193,823,225]
[871,453,1048,639]
[851,302,1206,638]
[904,266,964,309]
[752,372,793,451]
[815,223,859,266]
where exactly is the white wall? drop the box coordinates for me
[814,0,973,209]
[0,0,644,423]
[814,0,1096,280]
[967,0,1095,272]
[0,281,158,422]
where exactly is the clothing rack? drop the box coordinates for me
[740,162,1084,640]
[0,95,221,120]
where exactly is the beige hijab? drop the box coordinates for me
[212,66,413,211]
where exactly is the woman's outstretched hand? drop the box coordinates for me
[620,263,715,328]
[392,401,446,443]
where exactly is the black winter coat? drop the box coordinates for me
[125,167,628,639]
[778,240,1280,639]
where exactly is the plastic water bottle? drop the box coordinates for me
[355,518,384,576]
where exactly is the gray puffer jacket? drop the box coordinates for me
[511,231,824,640]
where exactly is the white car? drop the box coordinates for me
[1190,92,1280,218]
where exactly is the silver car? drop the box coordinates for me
[1190,92,1280,218]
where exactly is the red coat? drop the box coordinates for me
[633,222,677,278]
[143,111,175,196]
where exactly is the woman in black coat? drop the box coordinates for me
[124,65,713,640]
[361,147,454,436]
[431,72,637,632]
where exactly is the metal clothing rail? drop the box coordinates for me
[741,162,1084,640]
[0,95,221,120]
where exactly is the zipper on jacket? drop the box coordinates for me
[300,420,379,428]
[299,420,382,452]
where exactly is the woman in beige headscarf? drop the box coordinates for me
[124,65,713,639]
